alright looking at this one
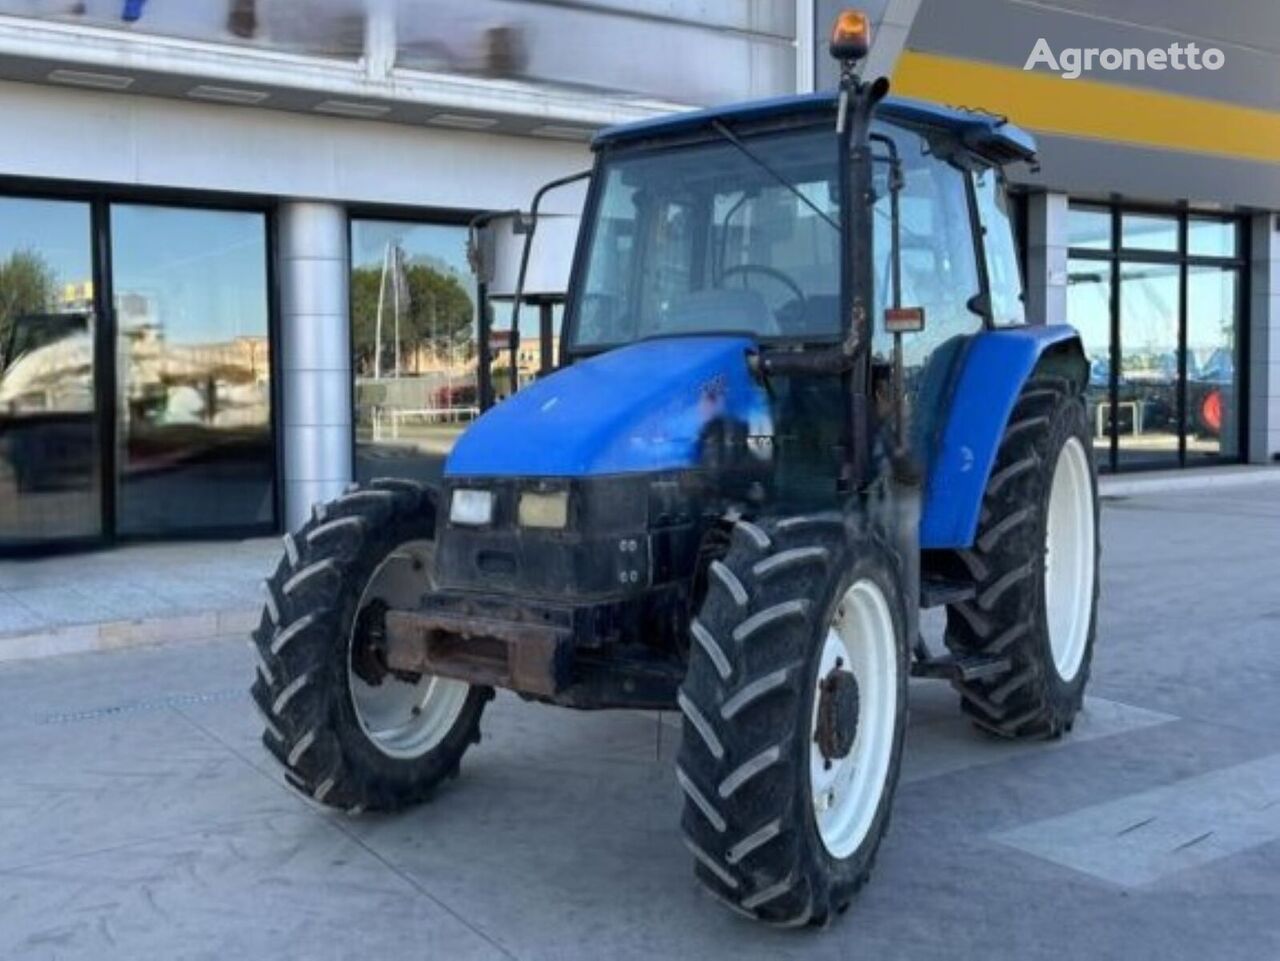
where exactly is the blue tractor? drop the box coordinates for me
[251,12,1099,927]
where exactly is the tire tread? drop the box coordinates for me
[248,479,489,811]
[943,380,1100,739]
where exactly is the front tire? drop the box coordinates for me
[249,479,491,812]
[676,515,909,926]
[944,378,1100,738]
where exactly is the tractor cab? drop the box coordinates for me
[466,85,1042,506]
[427,62,1055,663]
[252,9,1099,928]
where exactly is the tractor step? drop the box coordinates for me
[919,576,976,609]
[911,652,1011,683]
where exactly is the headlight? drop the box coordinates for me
[519,491,569,529]
[450,488,494,526]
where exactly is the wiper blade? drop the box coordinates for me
[710,120,840,232]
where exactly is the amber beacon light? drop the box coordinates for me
[829,9,871,62]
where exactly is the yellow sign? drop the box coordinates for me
[893,50,1280,166]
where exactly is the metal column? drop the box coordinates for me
[279,201,353,532]
[1025,192,1069,327]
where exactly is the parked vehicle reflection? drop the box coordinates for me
[0,198,101,546]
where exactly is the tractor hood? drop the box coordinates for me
[446,336,770,478]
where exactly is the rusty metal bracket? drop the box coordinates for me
[383,609,569,698]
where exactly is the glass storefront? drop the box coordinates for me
[1185,263,1241,462]
[1066,203,1244,472]
[350,218,478,486]
[0,192,275,552]
[1117,259,1180,468]
[0,197,101,545]
[111,204,274,536]
[1064,255,1111,465]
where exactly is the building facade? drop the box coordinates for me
[0,1,800,552]
[0,0,1275,555]
[878,0,1280,476]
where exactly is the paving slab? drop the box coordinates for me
[0,813,512,961]
[0,485,1276,960]
[994,752,1280,887]
[0,539,278,663]
[901,688,1177,785]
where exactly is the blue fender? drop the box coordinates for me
[920,325,1085,549]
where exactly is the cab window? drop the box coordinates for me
[570,127,841,348]
[870,125,982,367]
[973,169,1027,326]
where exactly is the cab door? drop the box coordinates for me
[869,123,985,469]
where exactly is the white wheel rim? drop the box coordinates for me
[1044,437,1095,683]
[347,539,470,760]
[809,578,899,859]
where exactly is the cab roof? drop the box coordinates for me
[593,91,1037,166]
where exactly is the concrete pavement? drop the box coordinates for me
[0,484,1278,960]
[1,465,1273,663]
[0,538,277,662]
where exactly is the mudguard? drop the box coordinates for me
[920,325,1087,549]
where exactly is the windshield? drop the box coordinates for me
[569,126,841,349]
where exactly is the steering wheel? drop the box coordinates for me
[720,263,807,315]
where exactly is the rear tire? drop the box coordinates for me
[677,515,908,926]
[249,479,491,812]
[944,378,1100,738]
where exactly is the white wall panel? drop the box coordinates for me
[0,80,589,213]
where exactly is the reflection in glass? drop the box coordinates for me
[572,128,843,349]
[392,0,795,105]
[1068,203,1244,471]
[487,298,563,405]
[111,205,274,536]
[1118,261,1180,467]
[1067,205,1110,250]
[1187,218,1237,259]
[351,220,478,485]
[0,197,100,546]
[1,1,794,104]
[1186,265,1239,461]
[868,124,983,364]
[1121,213,1178,253]
[972,170,1025,326]
[1066,258,1112,464]
[3,0,366,60]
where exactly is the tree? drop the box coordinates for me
[350,266,383,376]
[350,257,476,377]
[0,250,58,365]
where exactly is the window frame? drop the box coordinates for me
[346,207,485,485]
[868,119,991,362]
[970,166,1027,328]
[561,117,848,358]
[0,175,280,555]
[1065,199,1248,473]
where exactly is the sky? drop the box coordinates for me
[2,197,270,347]
[0,197,92,290]
[109,204,268,345]
[351,219,472,280]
